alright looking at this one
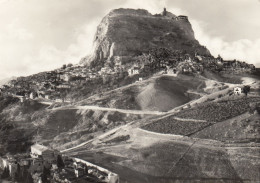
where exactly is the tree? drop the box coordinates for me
[57,154,65,169]
[41,166,50,183]
[243,85,251,96]
[14,163,21,182]
[21,166,28,180]
[1,166,10,179]
[25,172,34,183]
[84,165,88,175]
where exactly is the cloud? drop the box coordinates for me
[6,19,34,40]
[191,19,260,67]
[11,19,101,78]
[0,0,8,3]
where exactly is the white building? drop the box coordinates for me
[55,99,63,103]
[30,144,55,162]
[56,84,71,89]
[234,87,242,95]
[30,92,37,99]
[128,67,140,76]
[61,74,71,82]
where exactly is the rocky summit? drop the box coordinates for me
[80,8,211,65]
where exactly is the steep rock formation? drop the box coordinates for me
[81,8,211,65]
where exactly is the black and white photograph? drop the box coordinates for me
[0,0,259,182]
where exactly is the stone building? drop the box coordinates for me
[30,144,56,162]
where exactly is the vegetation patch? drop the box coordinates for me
[176,97,260,122]
[142,118,212,136]
[104,135,130,144]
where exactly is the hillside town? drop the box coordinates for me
[0,49,256,104]
[0,144,119,183]
[0,4,260,183]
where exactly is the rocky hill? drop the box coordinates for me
[80,8,211,66]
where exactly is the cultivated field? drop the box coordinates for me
[142,118,212,136]
[176,97,260,122]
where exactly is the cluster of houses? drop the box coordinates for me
[0,61,127,103]
[0,144,119,183]
[159,53,255,76]
[0,48,256,103]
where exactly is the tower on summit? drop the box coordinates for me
[163,8,167,16]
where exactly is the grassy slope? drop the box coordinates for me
[191,112,260,143]
[78,75,205,112]
[136,75,205,111]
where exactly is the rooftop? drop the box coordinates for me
[31,144,49,152]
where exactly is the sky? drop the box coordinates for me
[0,0,260,80]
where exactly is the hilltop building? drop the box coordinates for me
[176,15,188,21]
[162,8,167,16]
[234,87,242,95]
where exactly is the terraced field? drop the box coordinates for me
[175,97,260,122]
[142,118,213,136]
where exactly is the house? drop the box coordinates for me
[128,67,140,76]
[166,65,178,75]
[75,168,85,178]
[30,92,37,99]
[19,159,30,166]
[234,87,242,95]
[56,84,71,89]
[51,163,58,170]
[38,93,45,99]
[108,173,119,183]
[176,15,188,21]
[114,56,122,66]
[55,99,63,103]
[20,96,26,103]
[30,144,55,162]
[0,157,9,169]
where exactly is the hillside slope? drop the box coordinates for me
[78,74,206,112]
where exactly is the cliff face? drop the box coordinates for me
[81,8,211,65]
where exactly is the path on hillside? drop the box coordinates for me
[52,105,166,115]
[76,74,162,105]
[173,117,207,123]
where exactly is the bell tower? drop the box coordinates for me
[163,7,167,16]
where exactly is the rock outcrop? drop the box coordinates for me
[81,8,211,65]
